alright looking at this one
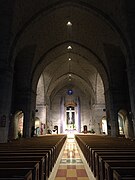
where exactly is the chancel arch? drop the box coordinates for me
[35,48,107,135]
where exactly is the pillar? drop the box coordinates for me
[124,113,134,138]
[104,88,119,137]
[127,64,135,137]
[45,96,51,131]
[91,104,106,134]
[0,68,13,142]
[0,1,14,142]
[76,97,81,133]
[60,96,65,133]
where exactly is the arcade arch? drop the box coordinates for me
[9,1,133,139]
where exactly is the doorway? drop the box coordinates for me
[118,114,125,135]
[101,117,108,134]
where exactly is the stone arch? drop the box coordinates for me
[9,2,131,92]
[48,73,95,102]
[103,44,129,89]
[118,109,134,138]
[31,41,108,135]
[9,1,133,137]
[13,45,36,92]
[9,0,131,67]
[31,41,109,94]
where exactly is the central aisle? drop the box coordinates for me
[50,135,95,180]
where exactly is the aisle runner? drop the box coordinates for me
[54,138,89,180]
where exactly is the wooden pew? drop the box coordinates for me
[93,151,135,179]
[0,161,39,180]
[2,135,66,166]
[0,149,52,177]
[0,146,55,171]
[113,168,135,180]
[0,152,49,178]
[104,160,135,180]
[97,155,135,180]
[0,169,32,180]
[22,147,54,172]
[75,134,135,180]
[0,156,45,180]
[0,135,67,180]
[92,149,135,174]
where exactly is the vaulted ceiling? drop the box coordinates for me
[12,0,128,105]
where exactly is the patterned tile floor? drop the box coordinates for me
[54,138,90,180]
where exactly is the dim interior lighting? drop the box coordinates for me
[67,45,72,50]
[67,21,72,26]
[69,57,71,61]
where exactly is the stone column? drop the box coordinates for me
[0,68,13,142]
[0,1,15,142]
[124,113,134,138]
[104,88,119,137]
[76,97,81,133]
[60,97,65,133]
[127,64,135,137]
[45,97,51,131]
[110,106,119,137]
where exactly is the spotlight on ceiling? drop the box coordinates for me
[67,46,72,50]
[69,57,71,61]
[67,21,72,26]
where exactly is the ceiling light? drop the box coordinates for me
[67,46,72,50]
[67,21,72,26]
[69,74,71,77]
[69,58,71,61]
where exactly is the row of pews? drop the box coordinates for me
[75,134,135,180]
[0,134,67,180]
